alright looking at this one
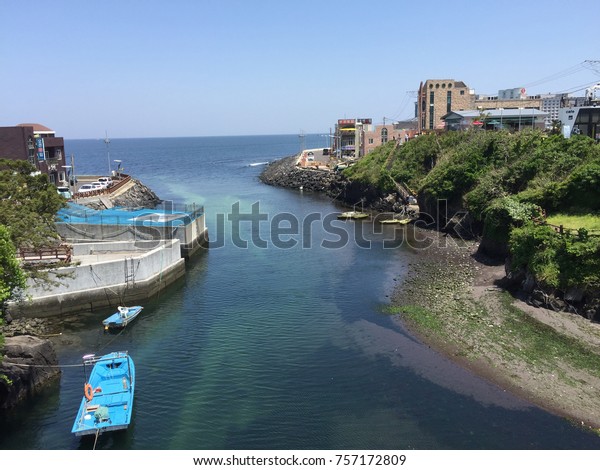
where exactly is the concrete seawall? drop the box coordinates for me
[9,239,187,317]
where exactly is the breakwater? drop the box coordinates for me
[259,155,408,213]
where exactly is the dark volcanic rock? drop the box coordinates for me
[83,179,161,210]
[259,156,340,193]
[112,179,161,208]
[0,335,60,411]
[259,157,405,212]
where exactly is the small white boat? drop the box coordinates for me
[380,217,411,225]
[337,211,369,220]
[102,306,143,330]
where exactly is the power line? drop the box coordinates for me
[556,79,600,95]
[522,62,588,88]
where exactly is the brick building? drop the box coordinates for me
[417,79,475,132]
[363,123,411,154]
[0,123,67,185]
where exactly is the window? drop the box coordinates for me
[368,138,373,144]
[460,90,465,95]
[429,105,434,129]
[447,91,452,113]
[430,91,434,104]
[381,128,388,144]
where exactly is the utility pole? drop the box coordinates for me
[104,131,111,175]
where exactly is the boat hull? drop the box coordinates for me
[102,306,143,329]
[71,352,135,437]
[337,211,369,220]
[380,218,411,225]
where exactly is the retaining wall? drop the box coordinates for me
[8,239,186,317]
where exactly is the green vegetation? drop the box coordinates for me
[0,224,26,381]
[496,292,600,374]
[510,222,600,290]
[0,159,66,249]
[343,141,398,192]
[344,130,600,293]
[546,213,600,232]
[0,159,65,359]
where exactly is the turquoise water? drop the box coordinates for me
[58,202,201,226]
[1,135,599,449]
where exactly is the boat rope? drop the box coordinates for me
[89,265,123,305]
[2,312,128,369]
[93,428,100,450]
[1,361,84,368]
[97,324,127,353]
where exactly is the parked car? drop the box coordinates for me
[97,176,113,187]
[77,183,102,194]
[57,186,72,198]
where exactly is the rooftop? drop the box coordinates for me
[17,123,54,134]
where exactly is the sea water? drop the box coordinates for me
[0,135,598,449]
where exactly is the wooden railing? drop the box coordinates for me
[71,174,131,200]
[18,245,72,263]
[546,223,600,238]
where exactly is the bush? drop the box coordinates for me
[483,197,542,244]
[509,222,600,290]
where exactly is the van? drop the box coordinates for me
[57,186,72,198]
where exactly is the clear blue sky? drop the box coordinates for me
[1,0,598,139]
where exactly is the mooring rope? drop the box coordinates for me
[93,428,100,450]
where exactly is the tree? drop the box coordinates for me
[0,159,66,249]
[0,224,26,359]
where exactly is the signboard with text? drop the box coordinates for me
[35,137,45,161]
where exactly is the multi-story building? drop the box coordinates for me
[474,93,541,113]
[333,118,372,158]
[0,123,67,185]
[363,123,411,154]
[540,93,569,123]
[559,84,600,140]
[417,79,475,132]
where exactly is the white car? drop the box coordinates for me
[77,183,103,194]
[57,186,72,198]
[97,176,113,187]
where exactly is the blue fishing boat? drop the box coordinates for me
[102,305,143,330]
[71,352,135,437]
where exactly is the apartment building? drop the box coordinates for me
[0,123,67,185]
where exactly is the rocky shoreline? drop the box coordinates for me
[259,156,409,213]
[0,335,60,411]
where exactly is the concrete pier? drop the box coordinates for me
[8,239,186,317]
